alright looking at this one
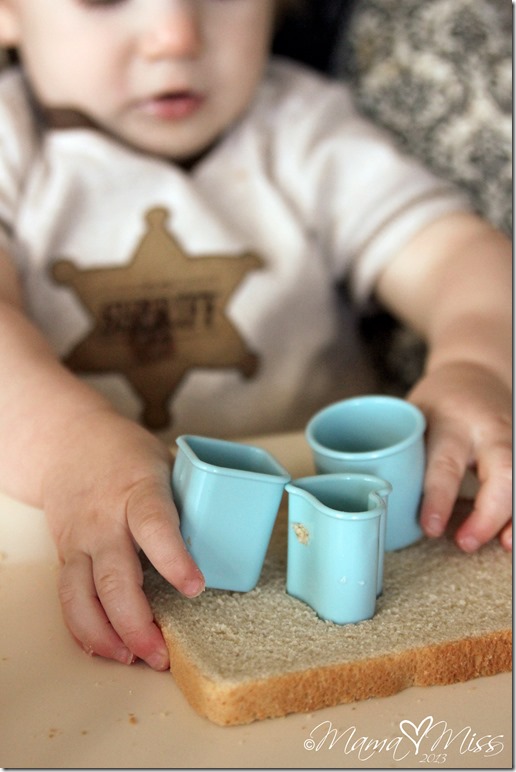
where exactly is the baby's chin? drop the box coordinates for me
[41,104,219,167]
[106,126,221,168]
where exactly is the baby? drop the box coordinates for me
[0,0,511,671]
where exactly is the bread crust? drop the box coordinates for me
[161,627,512,726]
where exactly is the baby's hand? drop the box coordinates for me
[409,361,512,552]
[41,409,204,670]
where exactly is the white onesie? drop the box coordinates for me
[0,58,468,441]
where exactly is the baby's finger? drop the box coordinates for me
[454,439,512,552]
[92,535,170,670]
[419,419,471,538]
[126,476,205,598]
[57,551,134,665]
[499,521,512,551]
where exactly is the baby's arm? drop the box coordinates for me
[375,212,512,551]
[0,251,204,669]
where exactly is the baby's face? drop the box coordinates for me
[0,0,276,160]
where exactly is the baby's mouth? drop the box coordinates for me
[139,90,205,120]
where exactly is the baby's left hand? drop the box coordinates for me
[408,360,512,551]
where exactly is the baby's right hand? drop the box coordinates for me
[41,408,205,670]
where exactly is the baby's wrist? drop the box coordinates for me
[426,316,511,390]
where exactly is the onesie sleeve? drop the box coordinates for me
[268,60,471,302]
[0,69,38,263]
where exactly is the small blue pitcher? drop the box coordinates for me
[173,435,290,592]
[286,473,391,624]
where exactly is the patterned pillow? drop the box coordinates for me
[333,0,512,237]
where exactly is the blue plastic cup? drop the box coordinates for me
[286,474,387,624]
[172,435,291,592]
[306,395,426,550]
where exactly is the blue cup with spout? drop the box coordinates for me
[286,473,390,624]
[173,434,290,592]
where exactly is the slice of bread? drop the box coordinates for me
[144,500,512,726]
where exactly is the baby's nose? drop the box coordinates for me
[139,2,202,60]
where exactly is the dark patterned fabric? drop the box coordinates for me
[333,0,512,237]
